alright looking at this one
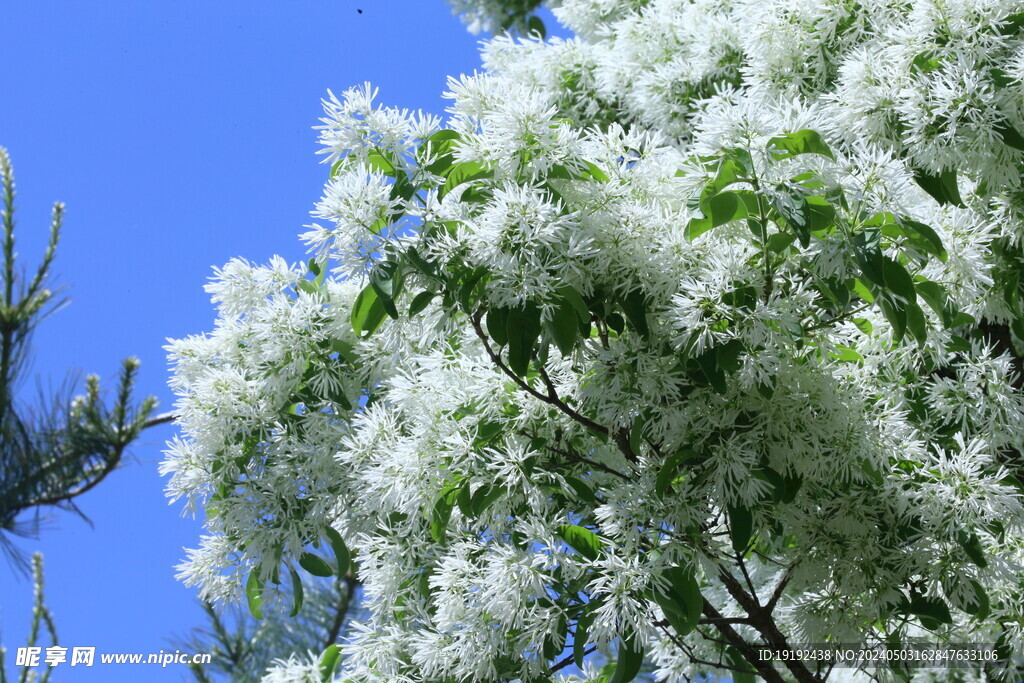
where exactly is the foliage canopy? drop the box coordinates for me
[164,0,1024,680]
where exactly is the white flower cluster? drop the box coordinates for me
[166,0,1024,681]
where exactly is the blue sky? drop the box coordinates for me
[0,2,528,680]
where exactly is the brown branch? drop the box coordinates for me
[323,574,358,650]
[765,565,795,613]
[716,567,820,683]
[28,445,127,507]
[470,311,611,438]
[735,551,761,607]
[142,411,177,430]
[519,429,630,481]
[698,616,755,626]
[550,646,595,674]
[700,600,787,683]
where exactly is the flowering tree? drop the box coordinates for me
[163,0,1024,680]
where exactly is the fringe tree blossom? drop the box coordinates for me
[165,0,1024,680]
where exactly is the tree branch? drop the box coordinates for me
[700,599,786,683]
[716,567,820,683]
[142,411,177,430]
[470,311,612,439]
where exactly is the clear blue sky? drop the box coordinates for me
[0,2,533,680]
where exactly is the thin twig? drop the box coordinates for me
[470,311,610,438]
[550,646,596,674]
[142,411,177,430]
[519,429,630,481]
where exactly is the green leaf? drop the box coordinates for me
[852,317,873,337]
[725,647,757,683]
[950,311,976,327]
[911,50,942,74]
[999,11,1024,35]
[773,193,834,248]
[546,297,580,355]
[459,184,492,203]
[628,413,645,455]
[901,220,947,262]
[288,566,304,617]
[507,303,542,376]
[655,449,699,497]
[851,239,884,286]
[905,302,927,344]
[996,121,1024,151]
[563,476,597,505]
[543,614,568,661]
[299,553,334,578]
[653,566,702,636]
[606,312,625,335]
[850,278,875,304]
[319,644,341,683]
[557,284,591,330]
[908,595,952,628]
[430,483,461,544]
[698,158,747,211]
[957,532,987,568]
[805,195,836,232]
[351,285,387,336]
[366,148,399,176]
[370,260,401,319]
[915,280,952,325]
[710,190,751,224]
[582,161,609,182]
[420,129,461,148]
[456,481,473,517]
[688,191,749,239]
[961,580,990,619]
[813,276,851,311]
[475,420,503,447]
[527,14,547,39]
[715,338,744,373]
[245,569,264,620]
[405,246,436,276]
[440,160,491,199]
[548,164,573,180]
[470,484,505,516]
[458,266,488,311]
[486,307,511,347]
[417,129,461,175]
[695,346,726,393]
[879,297,908,343]
[995,630,1012,661]
[781,473,802,504]
[324,527,351,577]
[728,504,753,554]
[409,291,435,316]
[766,232,797,254]
[556,524,604,561]
[308,258,323,278]
[621,289,649,338]
[767,129,835,161]
[574,605,597,667]
[609,632,644,683]
[772,194,811,247]
[879,256,915,302]
[913,167,964,207]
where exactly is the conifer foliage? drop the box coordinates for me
[0,148,156,567]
